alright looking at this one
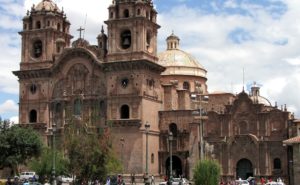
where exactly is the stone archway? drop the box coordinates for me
[165,156,182,178]
[236,158,253,180]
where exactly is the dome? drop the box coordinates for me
[158,33,207,77]
[250,95,272,106]
[35,0,60,12]
[249,82,271,106]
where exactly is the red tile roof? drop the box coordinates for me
[283,136,300,145]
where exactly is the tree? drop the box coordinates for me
[29,147,69,183]
[193,159,221,185]
[0,122,43,175]
[63,122,113,184]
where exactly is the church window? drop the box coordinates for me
[56,45,61,53]
[33,40,42,58]
[110,11,114,19]
[74,99,82,116]
[23,23,27,30]
[137,9,141,15]
[47,21,50,27]
[124,9,129,18]
[169,123,178,137]
[121,30,131,49]
[183,82,190,90]
[274,158,281,169]
[151,153,154,163]
[146,30,151,50]
[121,78,129,88]
[30,84,37,94]
[55,103,62,113]
[29,109,37,123]
[57,23,61,31]
[36,21,41,29]
[100,101,105,116]
[120,105,130,119]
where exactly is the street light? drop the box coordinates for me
[145,122,150,185]
[51,122,57,185]
[120,137,125,173]
[168,132,173,184]
[192,94,204,160]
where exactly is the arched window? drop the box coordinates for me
[183,81,190,90]
[36,21,41,29]
[110,11,114,19]
[137,9,141,15]
[55,103,63,127]
[124,9,129,18]
[100,101,105,116]
[74,99,81,116]
[29,109,37,123]
[55,103,62,113]
[146,30,151,48]
[57,23,61,31]
[274,158,281,169]
[151,153,154,163]
[169,123,178,137]
[121,30,131,49]
[120,105,129,119]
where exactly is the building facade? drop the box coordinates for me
[13,0,295,182]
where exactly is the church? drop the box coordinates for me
[13,0,295,183]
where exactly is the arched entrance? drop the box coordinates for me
[236,158,253,180]
[165,156,182,177]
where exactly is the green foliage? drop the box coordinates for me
[0,122,43,175]
[105,149,123,174]
[193,159,221,185]
[29,147,69,183]
[64,123,110,183]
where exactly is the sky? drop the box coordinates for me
[0,0,300,122]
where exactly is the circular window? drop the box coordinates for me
[30,84,37,94]
[121,78,129,88]
[33,40,42,58]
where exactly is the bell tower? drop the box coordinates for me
[19,0,72,70]
[105,0,160,62]
[104,0,165,175]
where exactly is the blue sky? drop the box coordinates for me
[1,0,300,122]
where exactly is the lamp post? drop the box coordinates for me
[120,137,125,173]
[145,122,150,185]
[168,132,173,184]
[51,122,57,185]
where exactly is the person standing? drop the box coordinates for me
[150,175,155,185]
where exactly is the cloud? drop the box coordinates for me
[0,0,299,119]
[157,0,300,116]
[0,100,18,115]
[9,116,19,124]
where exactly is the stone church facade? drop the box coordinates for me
[13,0,295,183]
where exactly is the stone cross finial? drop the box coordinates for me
[77,26,85,39]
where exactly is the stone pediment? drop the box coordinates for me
[52,47,103,73]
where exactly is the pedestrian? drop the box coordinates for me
[5,177,12,185]
[44,179,50,185]
[260,177,265,185]
[151,175,155,185]
[106,176,111,185]
[131,173,136,185]
[23,179,29,185]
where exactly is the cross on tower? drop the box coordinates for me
[77,26,85,39]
